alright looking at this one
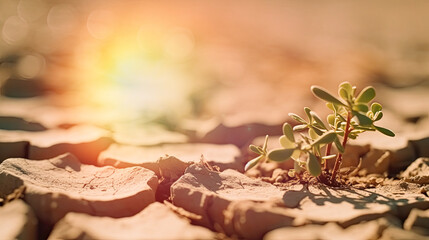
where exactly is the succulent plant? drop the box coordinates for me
[245,82,394,183]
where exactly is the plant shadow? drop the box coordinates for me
[282,184,411,210]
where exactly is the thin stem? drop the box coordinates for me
[330,111,352,182]
[324,143,332,170]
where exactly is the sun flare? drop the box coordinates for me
[70,23,195,120]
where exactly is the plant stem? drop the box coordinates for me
[330,111,351,182]
[324,143,332,170]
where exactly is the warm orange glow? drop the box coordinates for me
[68,16,196,121]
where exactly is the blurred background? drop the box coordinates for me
[1,0,429,143]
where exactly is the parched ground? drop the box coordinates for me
[1,1,429,239]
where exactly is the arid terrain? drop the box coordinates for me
[1,1,429,239]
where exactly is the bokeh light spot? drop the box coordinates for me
[163,28,195,61]
[47,4,77,35]
[17,0,46,22]
[2,16,29,44]
[17,54,45,79]
[87,9,115,40]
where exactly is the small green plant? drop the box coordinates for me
[245,82,394,184]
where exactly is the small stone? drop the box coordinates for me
[0,153,158,226]
[48,202,215,240]
[403,208,429,236]
[272,168,289,183]
[98,143,242,173]
[0,200,37,240]
[401,158,429,184]
[0,125,113,165]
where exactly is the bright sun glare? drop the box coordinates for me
[71,16,196,120]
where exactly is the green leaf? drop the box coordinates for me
[354,125,375,131]
[308,128,319,140]
[279,135,294,148]
[339,88,349,101]
[268,148,295,162]
[371,102,382,113]
[312,131,337,146]
[327,114,335,126]
[353,111,373,126]
[337,114,346,122]
[334,137,344,153]
[262,135,269,151]
[291,149,301,160]
[374,125,395,137]
[310,111,327,129]
[311,86,346,106]
[304,107,312,122]
[356,86,376,103]
[307,153,322,177]
[310,126,324,136]
[289,113,306,124]
[326,102,335,111]
[245,155,263,171]
[350,129,365,135]
[374,111,383,121]
[249,145,263,154]
[282,123,295,142]
[352,103,369,112]
[339,82,353,94]
[293,124,307,131]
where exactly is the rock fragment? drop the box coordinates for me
[350,149,391,176]
[401,158,429,184]
[98,143,242,172]
[112,123,188,146]
[0,137,28,163]
[0,200,37,240]
[171,164,292,238]
[171,162,429,238]
[403,208,429,236]
[264,215,401,240]
[0,116,46,131]
[283,184,429,227]
[181,117,284,147]
[0,153,158,226]
[353,133,416,174]
[380,227,429,240]
[48,202,215,240]
[0,125,112,165]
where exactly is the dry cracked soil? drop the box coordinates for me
[1,81,429,240]
[1,2,429,239]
